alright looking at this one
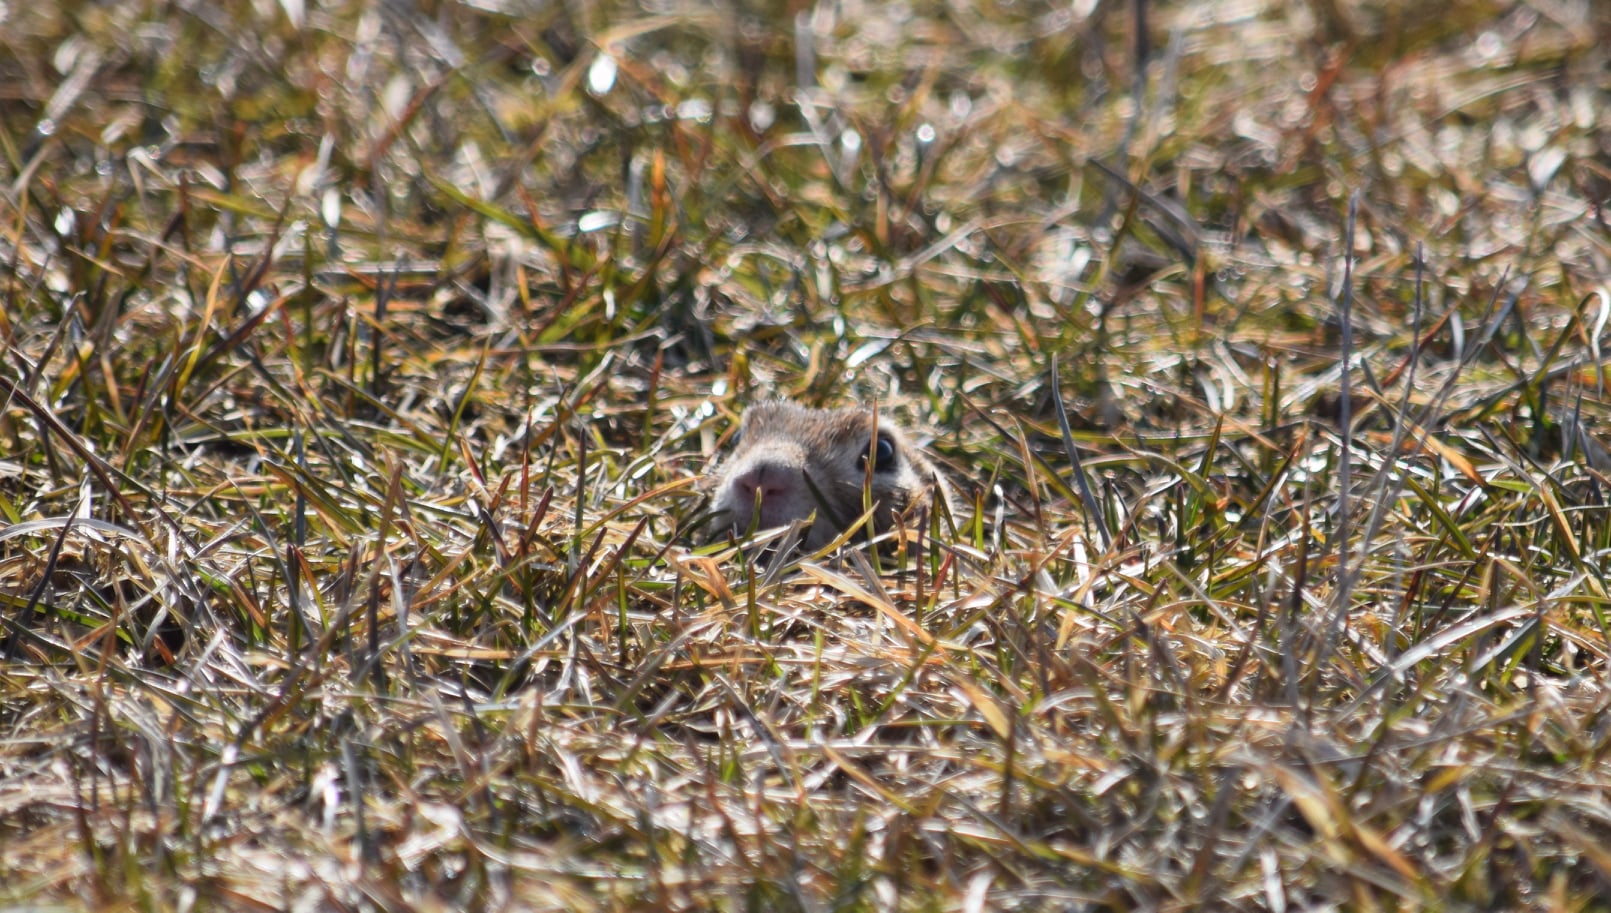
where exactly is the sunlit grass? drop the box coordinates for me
[2,0,1610,909]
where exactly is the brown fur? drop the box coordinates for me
[708,401,951,550]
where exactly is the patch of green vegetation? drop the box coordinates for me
[3,0,1611,908]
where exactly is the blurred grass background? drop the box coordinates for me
[3,0,1611,909]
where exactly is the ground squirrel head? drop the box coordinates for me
[708,400,951,551]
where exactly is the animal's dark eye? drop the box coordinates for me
[860,433,898,473]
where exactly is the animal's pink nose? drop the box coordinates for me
[731,463,795,505]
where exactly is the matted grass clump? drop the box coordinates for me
[3,0,1611,909]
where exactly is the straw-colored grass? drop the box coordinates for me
[3,0,1611,909]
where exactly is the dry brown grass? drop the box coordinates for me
[3,0,1611,909]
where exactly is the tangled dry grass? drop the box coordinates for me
[3,0,1611,909]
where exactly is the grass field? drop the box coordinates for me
[3,0,1611,909]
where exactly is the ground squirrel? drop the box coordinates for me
[709,400,951,550]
